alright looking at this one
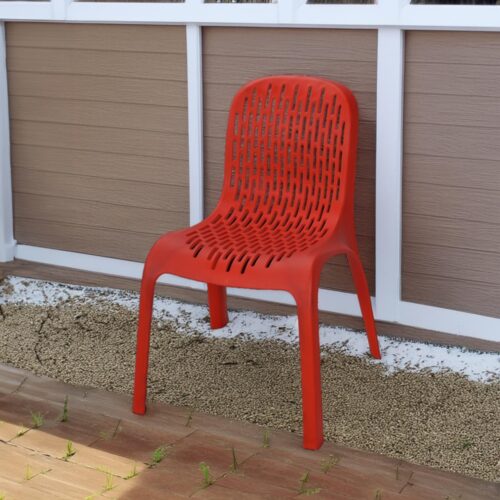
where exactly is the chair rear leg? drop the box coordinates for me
[347,251,381,359]
[207,284,228,329]
[132,266,158,415]
[295,284,324,450]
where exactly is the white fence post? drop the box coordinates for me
[0,22,15,262]
[186,23,204,226]
[374,26,405,322]
[51,0,71,20]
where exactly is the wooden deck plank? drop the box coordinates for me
[0,363,497,499]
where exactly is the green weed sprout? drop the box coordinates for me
[199,462,214,488]
[298,472,321,496]
[62,440,76,461]
[60,396,69,423]
[30,411,44,429]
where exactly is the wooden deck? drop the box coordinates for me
[0,364,498,499]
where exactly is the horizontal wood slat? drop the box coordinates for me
[404,244,500,287]
[405,123,500,162]
[404,214,500,256]
[11,145,189,187]
[405,63,500,98]
[405,93,500,129]
[204,55,376,93]
[8,72,188,107]
[204,27,377,62]
[14,194,188,236]
[402,273,500,320]
[7,47,186,82]
[15,219,158,263]
[403,154,500,192]
[6,23,186,54]
[13,169,189,213]
[403,31,500,318]
[404,182,500,226]
[321,259,375,294]
[11,121,188,161]
[203,27,377,294]
[406,31,500,66]
[10,96,188,135]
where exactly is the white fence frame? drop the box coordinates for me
[0,0,499,344]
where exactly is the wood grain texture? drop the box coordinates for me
[10,96,188,135]
[14,194,189,236]
[405,93,500,128]
[8,72,188,107]
[6,23,186,53]
[406,30,500,66]
[15,219,159,262]
[404,154,500,191]
[203,27,377,62]
[404,182,500,225]
[13,169,189,213]
[11,145,189,186]
[404,214,500,255]
[202,27,377,293]
[405,123,500,162]
[7,23,189,260]
[402,273,500,320]
[204,55,376,93]
[403,31,500,318]
[11,121,188,161]
[7,47,186,82]
[405,63,500,98]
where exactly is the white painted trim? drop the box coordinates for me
[375,28,404,322]
[400,301,499,344]
[0,22,15,263]
[0,1,498,30]
[15,244,205,290]
[51,0,71,20]
[13,245,500,343]
[186,23,204,226]
[399,5,500,31]
[64,3,280,26]
[0,2,53,21]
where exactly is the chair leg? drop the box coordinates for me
[347,251,381,359]
[295,284,324,450]
[207,284,228,329]
[132,264,158,415]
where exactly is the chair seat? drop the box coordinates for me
[151,202,335,289]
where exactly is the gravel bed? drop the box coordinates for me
[0,296,499,482]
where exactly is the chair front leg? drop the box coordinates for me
[132,264,159,415]
[295,279,324,450]
[207,284,229,329]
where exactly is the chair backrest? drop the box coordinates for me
[218,75,359,230]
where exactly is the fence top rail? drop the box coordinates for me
[0,1,499,30]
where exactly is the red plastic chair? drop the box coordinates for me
[133,75,381,450]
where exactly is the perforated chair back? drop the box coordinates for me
[222,75,358,214]
[186,76,359,274]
